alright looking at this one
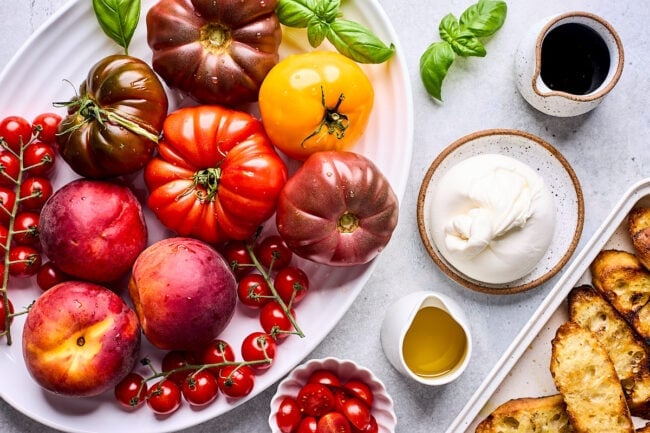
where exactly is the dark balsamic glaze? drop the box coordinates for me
[540,22,611,95]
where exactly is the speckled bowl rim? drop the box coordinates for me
[416,129,584,295]
[268,357,397,433]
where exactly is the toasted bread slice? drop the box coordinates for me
[568,284,650,417]
[550,321,634,433]
[475,394,574,433]
[629,207,650,271]
[590,249,650,344]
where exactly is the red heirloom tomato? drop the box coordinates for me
[55,55,168,178]
[144,105,287,244]
[146,0,281,106]
[276,151,399,266]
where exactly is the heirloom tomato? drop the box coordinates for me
[276,151,398,266]
[144,105,287,244]
[55,55,168,178]
[259,51,374,161]
[146,0,281,106]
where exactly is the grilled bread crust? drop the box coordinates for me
[475,394,574,433]
[569,284,650,417]
[550,321,634,433]
[590,249,650,344]
[629,207,650,271]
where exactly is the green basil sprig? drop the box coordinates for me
[276,0,395,64]
[92,0,141,55]
[420,0,507,101]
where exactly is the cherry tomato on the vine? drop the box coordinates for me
[241,331,276,369]
[0,225,8,249]
[255,235,293,271]
[260,301,295,340]
[8,245,41,277]
[19,176,53,210]
[277,396,302,433]
[201,339,236,377]
[32,112,62,144]
[36,261,70,291]
[114,372,148,410]
[221,240,254,279]
[181,370,219,406]
[0,297,14,333]
[0,150,20,186]
[12,211,40,246]
[162,350,197,387]
[0,187,16,225]
[237,273,272,308]
[147,379,182,415]
[275,266,309,305]
[23,141,56,177]
[317,412,351,433]
[0,116,32,153]
[217,364,255,398]
[297,383,335,417]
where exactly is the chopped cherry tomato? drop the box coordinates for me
[217,364,255,398]
[351,416,378,433]
[182,370,219,406]
[332,387,351,413]
[308,369,341,388]
[276,396,302,433]
[237,273,273,308]
[19,176,53,211]
[23,141,56,177]
[0,187,16,225]
[36,261,70,291]
[260,301,296,340]
[162,350,197,386]
[201,339,236,377]
[12,211,40,246]
[31,112,62,144]
[241,331,276,369]
[0,116,32,153]
[341,398,372,431]
[114,373,148,410]
[297,383,335,417]
[343,380,374,408]
[147,379,182,415]
[317,412,351,433]
[221,240,254,279]
[255,235,293,271]
[297,416,318,433]
[275,266,309,305]
[0,297,14,333]
[0,150,19,186]
[8,245,41,277]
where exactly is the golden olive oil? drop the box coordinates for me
[402,306,467,377]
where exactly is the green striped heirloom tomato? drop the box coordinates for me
[146,0,281,106]
[144,105,288,244]
[276,151,399,266]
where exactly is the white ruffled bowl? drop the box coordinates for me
[268,357,397,433]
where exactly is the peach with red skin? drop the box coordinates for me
[39,179,147,283]
[22,281,141,397]
[129,237,237,351]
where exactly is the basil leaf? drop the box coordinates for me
[276,0,339,27]
[92,0,140,55]
[449,31,486,57]
[459,0,507,37]
[315,0,340,23]
[419,41,455,101]
[327,19,395,64]
[307,19,329,47]
[439,13,460,44]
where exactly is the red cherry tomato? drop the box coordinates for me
[8,245,41,277]
[147,379,182,415]
[36,261,70,291]
[221,240,254,279]
[19,176,53,210]
[32,112,62,144]
[201,339,236,377]
[217,364,255,398]
[341,398,372,431]
[0,116,32,153]
[260,301,296,340]
[0,297,14,333]
[114,373,148,410]
[275,266,309,305]
[0,187,16,225]
[162,350,197,387]
[241,331,276,369]
[237,273,273,308]
[0,225,8,249]
[308,369,341,388]
[352,416,378,433]
[255,235,293,271]
[12,211,40,246]
[297,383,335,417]
[343,380,374,408]
[23,141,56,177]
[0,150,20,186]
[276,396,302,433]
[181,370,219,406]
[297,416,318,433]
[317,412,351,433]
[332,387,350,413]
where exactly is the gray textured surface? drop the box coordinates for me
[0,0,648,432]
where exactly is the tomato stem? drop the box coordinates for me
[337,211,360,233]
[192,168,222,202]
[301,87,349,148]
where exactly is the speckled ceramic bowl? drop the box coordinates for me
[268,357,397,433]
[417,129,584,295]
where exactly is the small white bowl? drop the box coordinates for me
[268,357,397,433]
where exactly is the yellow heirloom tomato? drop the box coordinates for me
[258,51,374,161]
